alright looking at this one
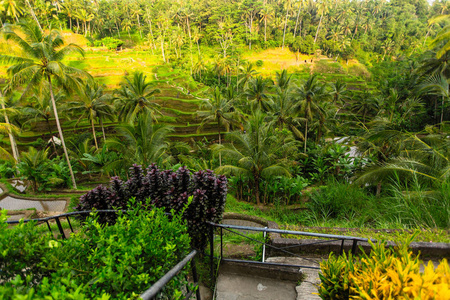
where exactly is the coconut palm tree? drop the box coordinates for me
[114,71,161,123]
[0,21,92,189]
[293,74,330,153]
[429,14,450,59]
[0,0,23,23]
[274,69,293,92]
[268,88,304,139]
[418,74,450,125]
[106,111,174,170]
[197,87,238,166]
[243,75,273,112]
[66,81,113,149]
[22,88,66,156]
[354,130,450,195]
[0,90,19,162]
[212,111,300,205]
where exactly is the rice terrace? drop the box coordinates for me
[0,0,449,299]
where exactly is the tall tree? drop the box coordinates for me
[106,111,174,168]
[197,87,237,166]
[294,74,330,152]
[0,21,92,189]
[213,111,299,205]
[114,71,161,123]
[67,81,113,149]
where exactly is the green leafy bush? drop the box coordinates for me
[319,237,450,299]
[0,202,191,299]
[255,60,264,67]
[307,180,375,226]
[0,160,15,178]
[99,37,123,50]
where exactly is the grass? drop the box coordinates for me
[224,193,450,243]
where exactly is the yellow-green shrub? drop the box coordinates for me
[319,238,450,300]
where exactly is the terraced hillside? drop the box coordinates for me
[0,49,222,150]
[1,45,376,150]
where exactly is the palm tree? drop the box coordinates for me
[197,87,237,166]
[0,21,92,189]
[106,112,174,169]
[354,131,450,196]
[243,76,273,111]
[429,14,450,59]
[0,90,19,162]
[238,62,259,91]
[418,74,450,125]
[22,88,65,156]
[0,0,23,23]
[212,111,299,205]
[268,88,304,139]
[294,74,330,153]
[330,80,350,105]
[314,0,329,44]
[66,81,113,149]
[275,69,293,92]
[114,71,161,123]
[351,91,380,123]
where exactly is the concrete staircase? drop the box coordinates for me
[214,258,321,300]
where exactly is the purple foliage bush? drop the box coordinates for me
[76,164,228,250]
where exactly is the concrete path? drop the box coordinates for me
[215,271,298,300]
[265,257,321,300]
[0,181,68,213]
[0,196,67,211]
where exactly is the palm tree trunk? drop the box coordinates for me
[161,32,166,63]
[441,96,445,124]
[25,0,42,31]
[48,75,77,189]
[100,118,107,142]
[46,119,58,157]
[91,118,98,150]
[282,6,289,49]
[294,4,301,38]
[218,119,222,166]
[1,100,19,162]
[304,119,308,153]
[314,14,323,44]
[254,174,260,205]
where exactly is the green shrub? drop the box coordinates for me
[307,180,375,226]
[255,60,264,67]
[99,37,123,50]
[0,201,191,299]
[319,237,450,299]
[0,160,15,179]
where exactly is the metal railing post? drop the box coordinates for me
[351,240,358,254]
[191,257,201,300]
[262,227,267,262]
[220,227,223,259]
[209,223,214,284]
[54,217,66,239]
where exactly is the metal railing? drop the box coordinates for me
[6,209,123,238]
[6,210,201,300]
[140,250,200,300]
[207,221,372,283]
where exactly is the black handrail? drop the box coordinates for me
[6,209,127,239]
[140,250,200,300]
[207,221,375,283]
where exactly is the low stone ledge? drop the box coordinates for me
[268,238,450,259]
[220,259,304,282]
[223,213,269,226]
